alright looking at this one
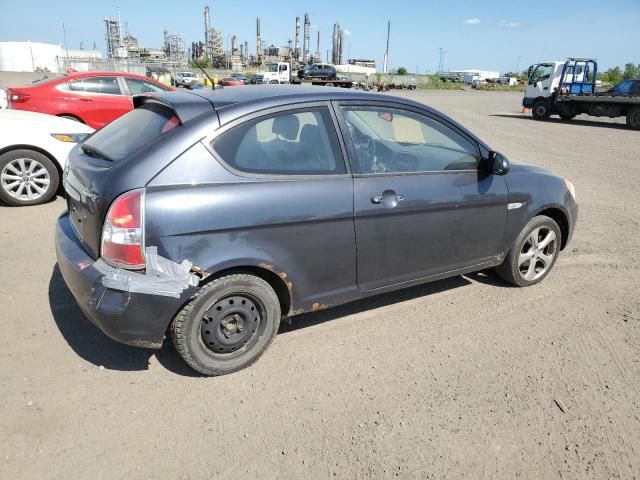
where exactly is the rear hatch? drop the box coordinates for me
[64,101,185,259]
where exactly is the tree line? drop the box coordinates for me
[599,63,640,84]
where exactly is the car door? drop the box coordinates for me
[179,102,357,309]
[335,102,509,291]
[526,63,556,99]
[68,76,132,128]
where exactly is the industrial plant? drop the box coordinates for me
[0,6,379,74]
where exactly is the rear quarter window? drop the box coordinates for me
[211,107,345,175]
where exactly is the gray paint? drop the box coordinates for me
[57,86,578,348]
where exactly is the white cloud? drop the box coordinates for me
[342,28,352,36]
[465,18,480,25]
[498,19,521,28]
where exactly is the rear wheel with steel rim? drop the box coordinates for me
[0,149,59,206]
[172,273,281,376]
[495,215,562,287]
[627,107,640,130]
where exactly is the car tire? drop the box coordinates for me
[172,273,281,376]
[532,100,551,120]
[495,215,562,287]
[58,115,83,123]
[626,106,640,130]
[0,149,59,206]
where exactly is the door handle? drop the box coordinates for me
[543,87,549,91]
[371,191,405,205]
[79,97,92,102]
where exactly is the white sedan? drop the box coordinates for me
[175,71,201,88]
[0,110,93,206]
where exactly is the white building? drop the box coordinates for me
[0,41,102,73]
[335,64,377,75]
[451,69,501,83]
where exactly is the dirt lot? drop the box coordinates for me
[1,90,639,480]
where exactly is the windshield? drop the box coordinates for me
[81,103,179,162]
[179,72,195,77]
[266,64,278,72]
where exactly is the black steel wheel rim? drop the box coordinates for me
[201,295,262,354]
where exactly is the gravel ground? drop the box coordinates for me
[1,91,638,480]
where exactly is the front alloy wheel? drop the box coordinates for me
[517,227,557,281]
[495,215,562,287]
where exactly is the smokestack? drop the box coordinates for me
[256,17,261,58]
[332,23,339,64]
[204,7,210,49]
[295,17,300,61]
[338,27,344,65]
[383,20,390,74]
[303,13,310,63]
[231,35,238,54]
[316,31,320,61]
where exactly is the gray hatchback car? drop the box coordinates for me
[56,86,577,375]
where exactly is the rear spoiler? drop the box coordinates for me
[133,91,214,124]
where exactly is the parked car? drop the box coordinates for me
[219,77,246,87]
[0,110,93,206]
[230,73,248,84]
[0,88,7,109]
[603,78,640,96]
[6,72,173,129]
[175,71,201,89]
[297,63,337,80]
[56,86,577,376]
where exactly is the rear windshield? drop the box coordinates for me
[81,103,179,162]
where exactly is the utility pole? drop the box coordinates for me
[62,22,69,60]
[438,48,446,74]
[515,56,522,74]
[383,20,390,74]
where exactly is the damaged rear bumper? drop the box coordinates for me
[55,212,198,349]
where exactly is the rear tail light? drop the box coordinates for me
[9,91,30,104]
[101,189,145,269]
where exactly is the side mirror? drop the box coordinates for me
[489,151,510,175]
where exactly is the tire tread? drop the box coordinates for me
[171,273,280,376]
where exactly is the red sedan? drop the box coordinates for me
[219,77,246,87]
[6,72,174,129]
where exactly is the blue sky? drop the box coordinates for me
[1,0,638,72]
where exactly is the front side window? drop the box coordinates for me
[68,76,121,95]
[211,107,345,175]
[530,64,553,83]
[340,106,479,174]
